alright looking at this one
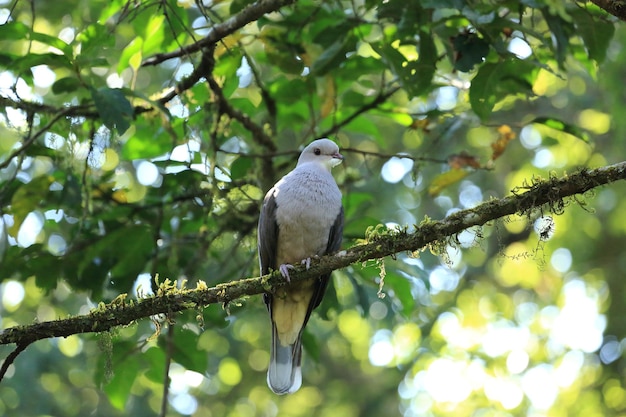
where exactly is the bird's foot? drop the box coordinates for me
[301,255,320,270]
[278,264,295,282]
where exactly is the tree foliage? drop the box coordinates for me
[1,1,626,416]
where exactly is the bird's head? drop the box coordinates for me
[297,138,343,170]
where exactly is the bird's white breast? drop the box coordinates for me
[272,165,342,265]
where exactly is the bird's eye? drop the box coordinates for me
[313,148,321,155]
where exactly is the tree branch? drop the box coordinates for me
[141,0,298,67]
[590,0,626,21]
[203,48,277,151]
[1,161,625,348]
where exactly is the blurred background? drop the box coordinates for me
[1,1,626,416]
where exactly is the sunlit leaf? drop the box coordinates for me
[531,117,590,143]
[29,31,73,57]
[75,23,115,63]
[141,15,166,57]
[8,176,54,236]
[118,37,143,73]
[469,58,538,120]
[0,21,30,40]
[122,123,173,160]
[428,168,469,195]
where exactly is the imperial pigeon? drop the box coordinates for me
[258,138,344,394]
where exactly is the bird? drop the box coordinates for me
[257,138,344,395]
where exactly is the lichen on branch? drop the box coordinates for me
[1,161,625,351]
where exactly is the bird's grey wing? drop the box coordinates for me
[309,205,344,313]
[260,188,303,394]
[268,206,343,394]
[325,205,344,254]
[258,190,279,308]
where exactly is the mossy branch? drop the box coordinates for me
[1,161,625,348]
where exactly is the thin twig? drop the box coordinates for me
[142,0,298,67]
[203,50,276,151]
[0,107,75,170]
[318,86,401,138]
[0,343,28,382]
[159,322,174,417]
[341,147,447,164]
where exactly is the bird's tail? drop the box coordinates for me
[267,322,303,395]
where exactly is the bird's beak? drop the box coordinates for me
[331,152,344,166]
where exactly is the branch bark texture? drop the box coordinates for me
[1,161,625,347]
[591,0,626,21]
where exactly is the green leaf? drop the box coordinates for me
[11,53,73,73]
[202,304,229,328]
[412,31,437,96]
[571,8,615,64]
[230,0,256,14]
[30,31,73,57]
[346,269,372,316]
[344,192,374,219]
[229,156,253,180]
[161,327,208,373]
[8,175,54,236]
[384,270,415,317]
[374,35,435,98]
[301,329,321,362]
[51,77,81,94]
[4,245,61,290]
[121,125,172,160]
[143,347,167,383]
[74,224,153,293]
[109,225,153,278]
[141,15,166,57]
[469,58,538,120]
[428,169,469,195]
[0,22,30,40]
[531,117,590,143]
[118,37,143,73]
[311,34,355,76]
[103,343,141,410]
[0,53,16,68]
[453,33,490,72]
[90,87,134,135]
[541,9,573,67]
[269,77,309,104]
[75,23,115,65]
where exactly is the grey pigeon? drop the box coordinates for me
[258,138,344,394]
